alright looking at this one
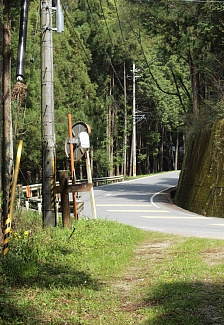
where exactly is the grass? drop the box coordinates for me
[0,211,224,324]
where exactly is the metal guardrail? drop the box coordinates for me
[18,175,124,212]
[21,175,124,198]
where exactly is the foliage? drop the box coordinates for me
[5,0,224,181]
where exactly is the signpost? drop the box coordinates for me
[54,118,97,224]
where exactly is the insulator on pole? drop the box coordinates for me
[16,0,29,81]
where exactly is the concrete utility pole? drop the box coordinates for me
[40,0,56,226]
[132,62,141,177]
[131,62,141,177]
[132,62,137,177]
[123,61,127,176]
[40,0,64,226]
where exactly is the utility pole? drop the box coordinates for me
[132,62,140,177]
[41,0,56,226]
[132,62,136,177]
[40,0,64,226]
[132,62,140,176]
[123,61,127,176]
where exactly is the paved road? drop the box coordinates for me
[80,171,224,239]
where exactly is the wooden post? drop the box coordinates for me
[3,140,23,255]
[59,170,71,228]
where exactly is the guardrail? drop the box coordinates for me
[20,175,124,198]
[18,175,124,212]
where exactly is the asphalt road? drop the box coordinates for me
[80,171,224,239]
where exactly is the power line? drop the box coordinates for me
[61,1,93,67]
[124,4,178,96]
[99,0,114,45]
[113,0,128,53]
[61,0,127,118]
[85,0,125,92]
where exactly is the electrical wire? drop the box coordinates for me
[86,0,125,92]
[124,3,178,96]
[61,2,93,67]
[113,0,128,53]
[61,0,127,117]
[99,0,114,45]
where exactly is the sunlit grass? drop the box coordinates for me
[0,211,224,324]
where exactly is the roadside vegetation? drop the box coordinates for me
[0,211,224,324]
[2,0,224,183]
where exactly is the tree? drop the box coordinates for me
[0,0,3,225]
[7,0,224,183]
[2,0,13,225]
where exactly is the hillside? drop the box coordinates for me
[175,119,224,218]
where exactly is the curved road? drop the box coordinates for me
[81,171,224,239]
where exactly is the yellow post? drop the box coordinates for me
[3,140,23,255]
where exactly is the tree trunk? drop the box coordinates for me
[106,71,114,177]
[174,131,179,171]
[0,0,3,225]
[188,51,200,116]
[159,125,164,172]
[129,134,133,176]
[2,0,13,225]
[122,61,127,176]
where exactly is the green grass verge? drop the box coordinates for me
[0,211,224,324]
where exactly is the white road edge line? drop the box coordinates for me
[140,216,209,219]
[150,186,175,209]
[105,210,169,213]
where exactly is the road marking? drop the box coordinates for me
[121,171,180,184]
[140,215,210,219]
[150,187,175,209]
[210,224,224,227]
[96,204,152,207]
[105,210,170,213]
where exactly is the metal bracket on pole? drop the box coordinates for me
[67,138,77,144]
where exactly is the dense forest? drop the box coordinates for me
[1,0,224,184]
